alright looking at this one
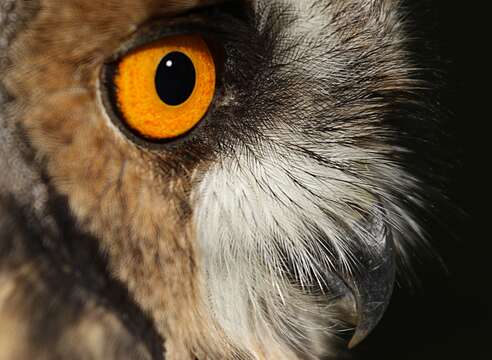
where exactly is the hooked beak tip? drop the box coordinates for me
[348,298,391,348]
[344,210,396,348]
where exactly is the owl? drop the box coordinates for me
[0,0,442,359]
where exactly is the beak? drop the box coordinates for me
[330,208,396,348]
[347,215,395,348]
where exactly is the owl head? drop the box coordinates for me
[0,0,441,359]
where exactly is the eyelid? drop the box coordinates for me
[160,0,229,16]
[105,27,210,65]
[99,25,225,149]
[97,0,253,149]
[114,35,216,140]
[104,8,231,65]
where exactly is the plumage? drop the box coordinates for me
[0,1,442,359]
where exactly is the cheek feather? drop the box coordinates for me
[190,0,433,356]
[1,0,442,358]
[193,141,418,357]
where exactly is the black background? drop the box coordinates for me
[355,1,489,359]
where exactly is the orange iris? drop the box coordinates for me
[114,34,216,140]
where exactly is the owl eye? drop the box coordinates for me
[111,34,216,141]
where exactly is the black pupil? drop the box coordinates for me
[155,52,196,106]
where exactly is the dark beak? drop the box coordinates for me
[348,216,395,348]
[330,208,396,348]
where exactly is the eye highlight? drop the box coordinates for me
[113,34,216,140]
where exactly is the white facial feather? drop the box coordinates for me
[193,136,419,358]
[192,0,425,358]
